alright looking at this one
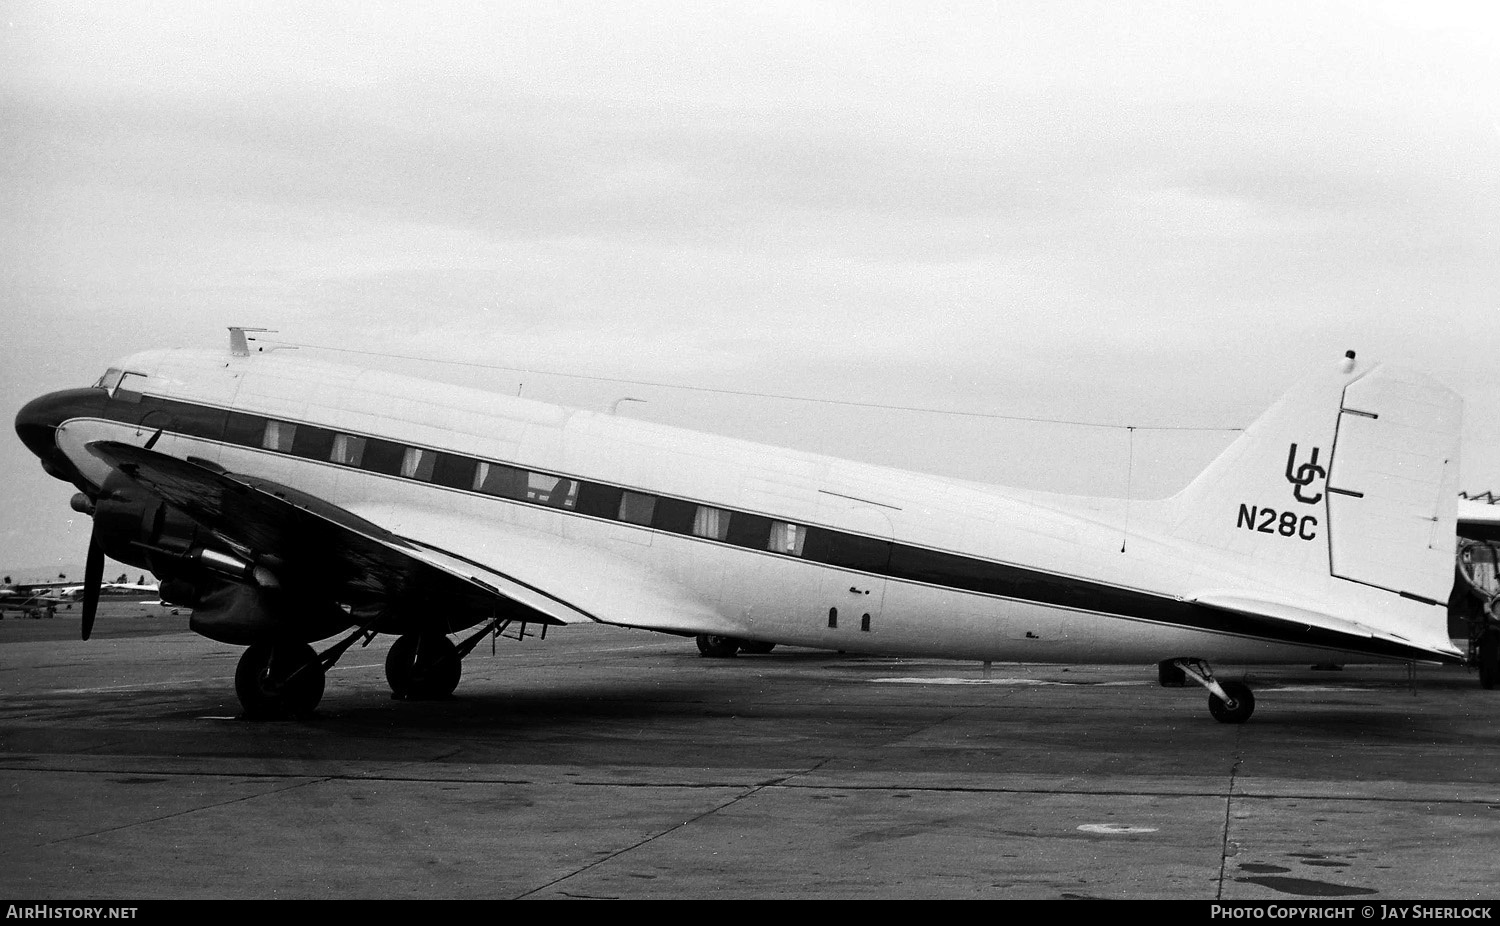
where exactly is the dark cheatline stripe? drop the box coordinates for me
[90,391,1457,663]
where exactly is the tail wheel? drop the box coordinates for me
[695,634,740,658]
[1208,680,1255,724]
[234,642,325,720]
[385,633,462,700]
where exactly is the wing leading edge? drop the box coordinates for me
[85,440,596,632]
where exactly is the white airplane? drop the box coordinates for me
[1,578,159,607]
[0,585,66,617]
[99,579,162,597]
[13,331,1486,721]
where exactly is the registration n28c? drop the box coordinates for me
[1238,503,1318,541]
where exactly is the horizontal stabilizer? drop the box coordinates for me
[1192,591,1462,660]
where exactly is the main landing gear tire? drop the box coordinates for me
[739,640,776,655]
[1208,680,1255,724]
[385,633,462,700]
[1479,631,1499,691]
[695,634,741,658]
[234,642,325,720]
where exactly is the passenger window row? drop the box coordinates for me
[102,393,955,581]
[221,410,808,555]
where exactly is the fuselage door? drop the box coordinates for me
[809,496,894,641]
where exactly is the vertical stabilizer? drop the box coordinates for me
[1159,356,1351,576]
[1159,354,1462,606]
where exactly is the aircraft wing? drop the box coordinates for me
[85,441,735,637]
[341,500,741,637]
[86,441,596,628]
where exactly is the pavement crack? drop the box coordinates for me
[41,776,334,846]
[1216,748,1245,901]
[512,758,833,899]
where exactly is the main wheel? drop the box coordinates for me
[695,634,740,658]
[235,642,325,720]
[385,633,462,700]
[1479,631,1498,691]
[1208,680,1255,724]
[739,640,776,654]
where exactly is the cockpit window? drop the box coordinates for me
[96,369,125,392]
[113,372,150,404]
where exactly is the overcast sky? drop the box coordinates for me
[2,1,1497,578]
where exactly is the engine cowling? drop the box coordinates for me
[87,470,353,645]
[189,581,352,645]
[88,471,203,571]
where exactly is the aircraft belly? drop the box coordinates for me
[822,579,1418,665]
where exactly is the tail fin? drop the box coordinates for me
[1159,353,1462,604]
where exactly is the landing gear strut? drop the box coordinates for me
[234,641,325,720]
[385,633,462,700]
[1161,658,1255,724]
[1479,629,1499,691]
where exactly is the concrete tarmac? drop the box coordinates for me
[1,601,1497,900]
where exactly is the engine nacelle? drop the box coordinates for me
[89,471,204,571]
[189,581,353,645]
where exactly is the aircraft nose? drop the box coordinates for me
[15,388,106,483]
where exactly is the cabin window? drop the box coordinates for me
[290,425,335,461]
[331,434,366,466]
[224,412,266,447]
[474,461,526,497]
[401,447,436,481]
[262,420,296,452]
[860,613,871,632]
[359,438,405,476]
[431,453,476,490]
[692,506,730,540]
[528,472,578,508]
[576,483,624,518]
[618,491,656,526]
[726,513,772,549]
[828,607,838,628]
[652,497,696,534]
[768,521,807,556]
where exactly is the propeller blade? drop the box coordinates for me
[81,531,104,641]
